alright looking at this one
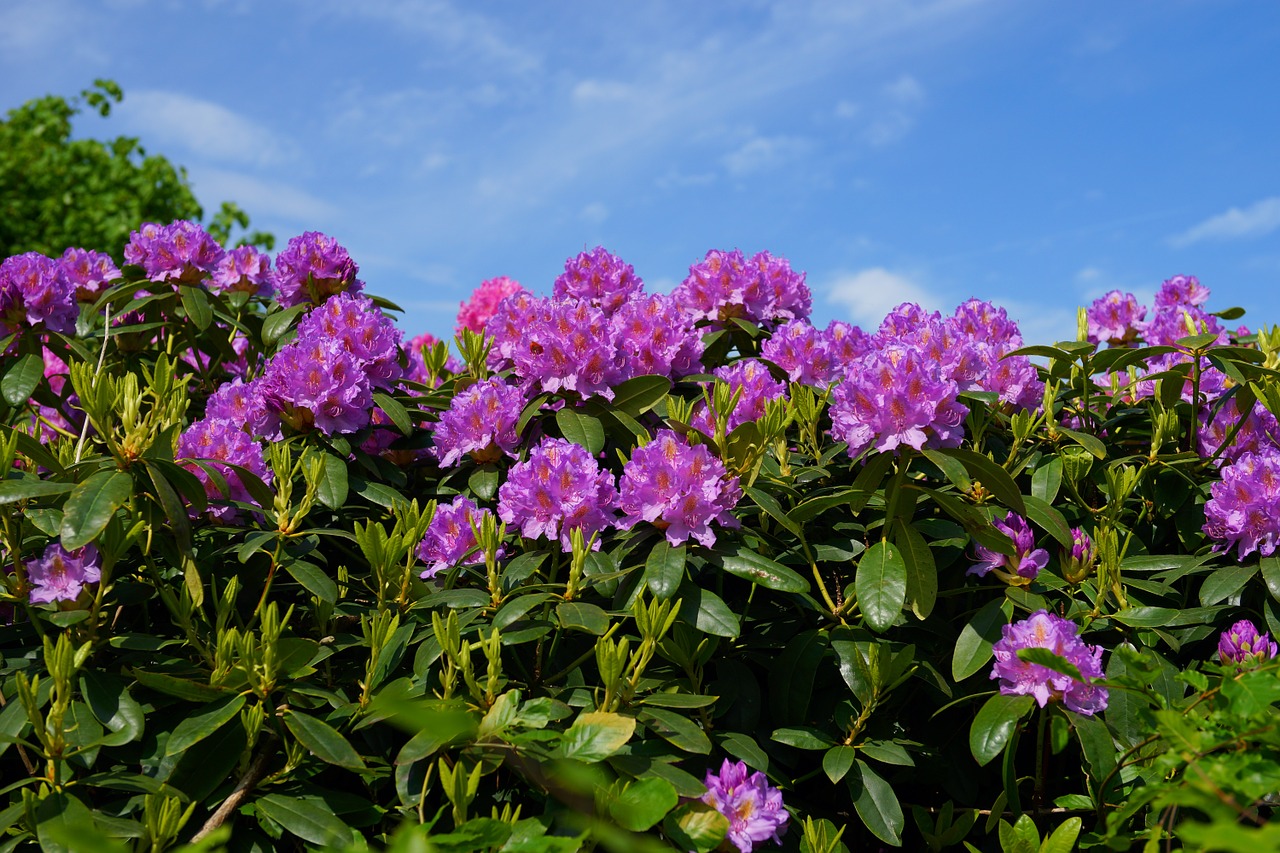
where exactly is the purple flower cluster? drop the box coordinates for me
[456,275,524,335]
[1086,291,1147,346]
[1203,450,1280,559]
[700,759,788,853]
[1198,396,1280,465]
[991,610,1108,715]
[58,247,121,302]
[271,231,362,308]
[177,416,272,522]
[672,249,811,328]
[829,342,967,459]
[968,512,1049,585]
[25,543,101,604]
[1154,274,1209,310]
[417,496,499,579]
[552,246,644,315]
[210,245,273,297]
[760,320,839,385]
[0,252,77,336]
[691,360,788,436]
[124,220,224,285]
[1218,619,1278,666]
[618,430,742,547]
[608,293,704,381]
[432,377,526,467]
[497,437,617,551]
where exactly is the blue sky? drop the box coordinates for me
[2,0,1278,344]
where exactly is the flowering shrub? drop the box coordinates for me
[1,227,1280,853]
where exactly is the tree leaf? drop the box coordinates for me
[0,476,73,505]
[1198,564,1258,607]
[856,540,907,633]
[639,708,711,754]
[677,584,740,638]
[165,693,246,756]
[284,560,338,604]
[850,760,904,846]
[607,375,671,417]
[720,547,808,593]
[952,598,1009,681]
[969,693,1034,766]
[644,540,686,600]
[284,710,367,770]
[1,351,43,405]
[555,602,610,635]
[556,408,605,455]
[261,304,308,347]
[1016,647,1083,682]
[255,794,352,848]
[179,285,212,330]
[558,711,635,762]
[60,470,132,550]
[894,518,937,620]
[823,745,857,783]
[610,777,679,832]
[373,391,413,435]
[316,451,348,509]
[1020,494,1073,548]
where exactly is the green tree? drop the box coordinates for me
[0,79,271,259]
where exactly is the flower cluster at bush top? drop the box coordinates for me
[618,430,742,547]
[124,220,224,285]
[701,759,789,853]
[497,437,618,551]
[991,610,1108,715]
[552,246,644,315]
[672,248,811,328]
[431,377,526,467]
[0,252,78,335]
[271,230,362,307]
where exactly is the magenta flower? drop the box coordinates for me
[1198,396,1280,465]
[456,275,524,335]
[608,293,704,381]
[969,512,1049,585]
[210,245,273,297]
[58,247,121,302]
[991,610,1108,715]
[0,252,78,335]
[271,231,362,307]
[259,335,372,436]
[691,359,787,437]
[124,220,224,285]
[1203,449,1280,559]
[701,759,788,853]
[1086,291,1147,346]
[1154,274,1210,310]
[497,437,617,552]
[432,377,526,467]
[829,343,967,459]
[673,249,810,328]
[296,292,404,390]
[760,320,837,385]
[618,430,742,547]
[26,543,101,604]
[417,497,500,578]
[177,417,272,522]
[1218,619,1279,666]
[486,290,541,369]
[500,298,621,400]
[552,246,644,315]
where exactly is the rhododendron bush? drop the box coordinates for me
[2,226,1280,853]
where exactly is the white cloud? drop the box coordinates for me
[580,202,609,224]
[572,80,635,105]
[1169,197,1280,247]
[884,74,925,105]
[723,135,810,176]
[834,100,860,119]
[187,167,339,224]
[826,267,945,327]
[865,74,926,146]
[118,91,291,167]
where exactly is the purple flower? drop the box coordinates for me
[701,759,788,853]
[1203,449,1280,560]
[1198,396,1280,465]
[499,297,621,400]
[296,292,404,390]
[552,246,644,315]
[210,245,273,297]
[749,250,811,327]
[58,247,121,302]
[672,249,810,329]
[205,379,271,434]
[26,543,101,604]
[969,512,1049,585]
[486,290,541,369]
[760,320,838,385]
[1086,291,1147,346]
[259,335,372,436]
[432,377,527,467]
[0,252,78,335]
[1218,619,1279,666]
[1154,274,1210,311]
[417,497,500,578]
[691,359,788,437]
[951,299,1024,351]
[608,293,704,381]
[829,343,967,459]
[497,437,617,552]
[991,610,1108,715]
[824,320,872,376]
[271,231,362,307]
[618,430,742,547]
[177,417,272,522]
[456,275,524,335]
[124,220,224,285]
[1061,528,1096,584]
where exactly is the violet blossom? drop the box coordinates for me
[432,377,526,467]
[691,359,788,437]
[417,497,500,579]
[497,437,617,552]
[552,246,644,315]
[58,247,121,302]
[177,416,272,522]
[990,610,1108,715]
[124,220,224,285]
[618,430,742,547]
[0,252,78,335]
[271,231,362,307]
[1203,449,1280,560]
[210,245,273,297]
[969,512,1049,585]
[700,759,788,853]
[1218,619,1279,666]
[608,293,704,382]
[26,543,101,604]
[1086,291,1147,346]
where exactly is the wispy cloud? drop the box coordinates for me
[865,74,927,146]
[0,0,107,62]
[118,91,293,167]
[825,267,945,328]
[723,135,810,176]
[187,167,339,225]
[1169,197,1280,247]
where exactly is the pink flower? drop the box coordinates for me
[456,275,524,335]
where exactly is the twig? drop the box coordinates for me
[190,732,278,842]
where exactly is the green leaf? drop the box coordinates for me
[1198,564,1258,607]
[644,540,686,600]
[555,602,610,635]
[771,630,828,721]
[80,671,144,747]
[720,547,808,593]
[608,778,679,833]
[850,760,904,846]
[1262,557,1280,602]
[284,560,338,604]
[640,693,718,709]
[255,794,352,848]
[467,464,500,502]
[999,815,1040,853]
[261,304,309,346]
[284,710,367,770]
[772,726,836,750]
[1055,426,1107,460]
[1016,647,1083,682]
[558,711,635,762]
[823,745,857,783]
[130,669,236,703]
[1031,456,1062,504]
[60,470,132,550]
[608,375,671,417]
[373,392,413,435]
[0,476,73,505]
[933,448,1025,514]
[179,285,212,330]
[952,598,1008,681]
[894,518,937,620]
[1020,494,1073,548]
[1107,607,1179,628]
[856,540,907,633]
[2,351,43,405]
[1221,670,1280,717]
[1042,817,1082,853]
[35,791,103,853]
[921,448,971,492]
[677,584,740,638]
[556,408,605,455]
[1074,713,1117,801]
[969,694,1034,767]
[744,486,803,538]
[663,802,729,853]
[639,708,711,754]
[165,694,246,756]
[316,451,349,509]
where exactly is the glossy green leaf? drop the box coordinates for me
[559,711,635,762]
[0,476,73,505]
[720,547,808,593]
[952,598,1009,681]
[256,794,353,847]
[316,451,348,509]
[284,710,366,770]
[644,540,686,600]
[165,693,246,756]
[1,351,43,405]
[555,602,610,635]
[663,802,729,853]
[373,392,413,435]
[969,693,1034,766]
[610,777,679,832]
[179,284,212,329]
[60,470,132,550]
[261,304,308,346]
[850,759,904,846]
[932,448,1025,514]
[1016,647,1084,682]
[1198,564,1257,607]
[556,408,605,455]
[856,540,907,633]
[1020,494,1073,547]
[773,726,835,750]
[677,584,740,638]
[639,708,711,754]
[608,375,672,417]
[894,518,937,620]
[823,745,857,783]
